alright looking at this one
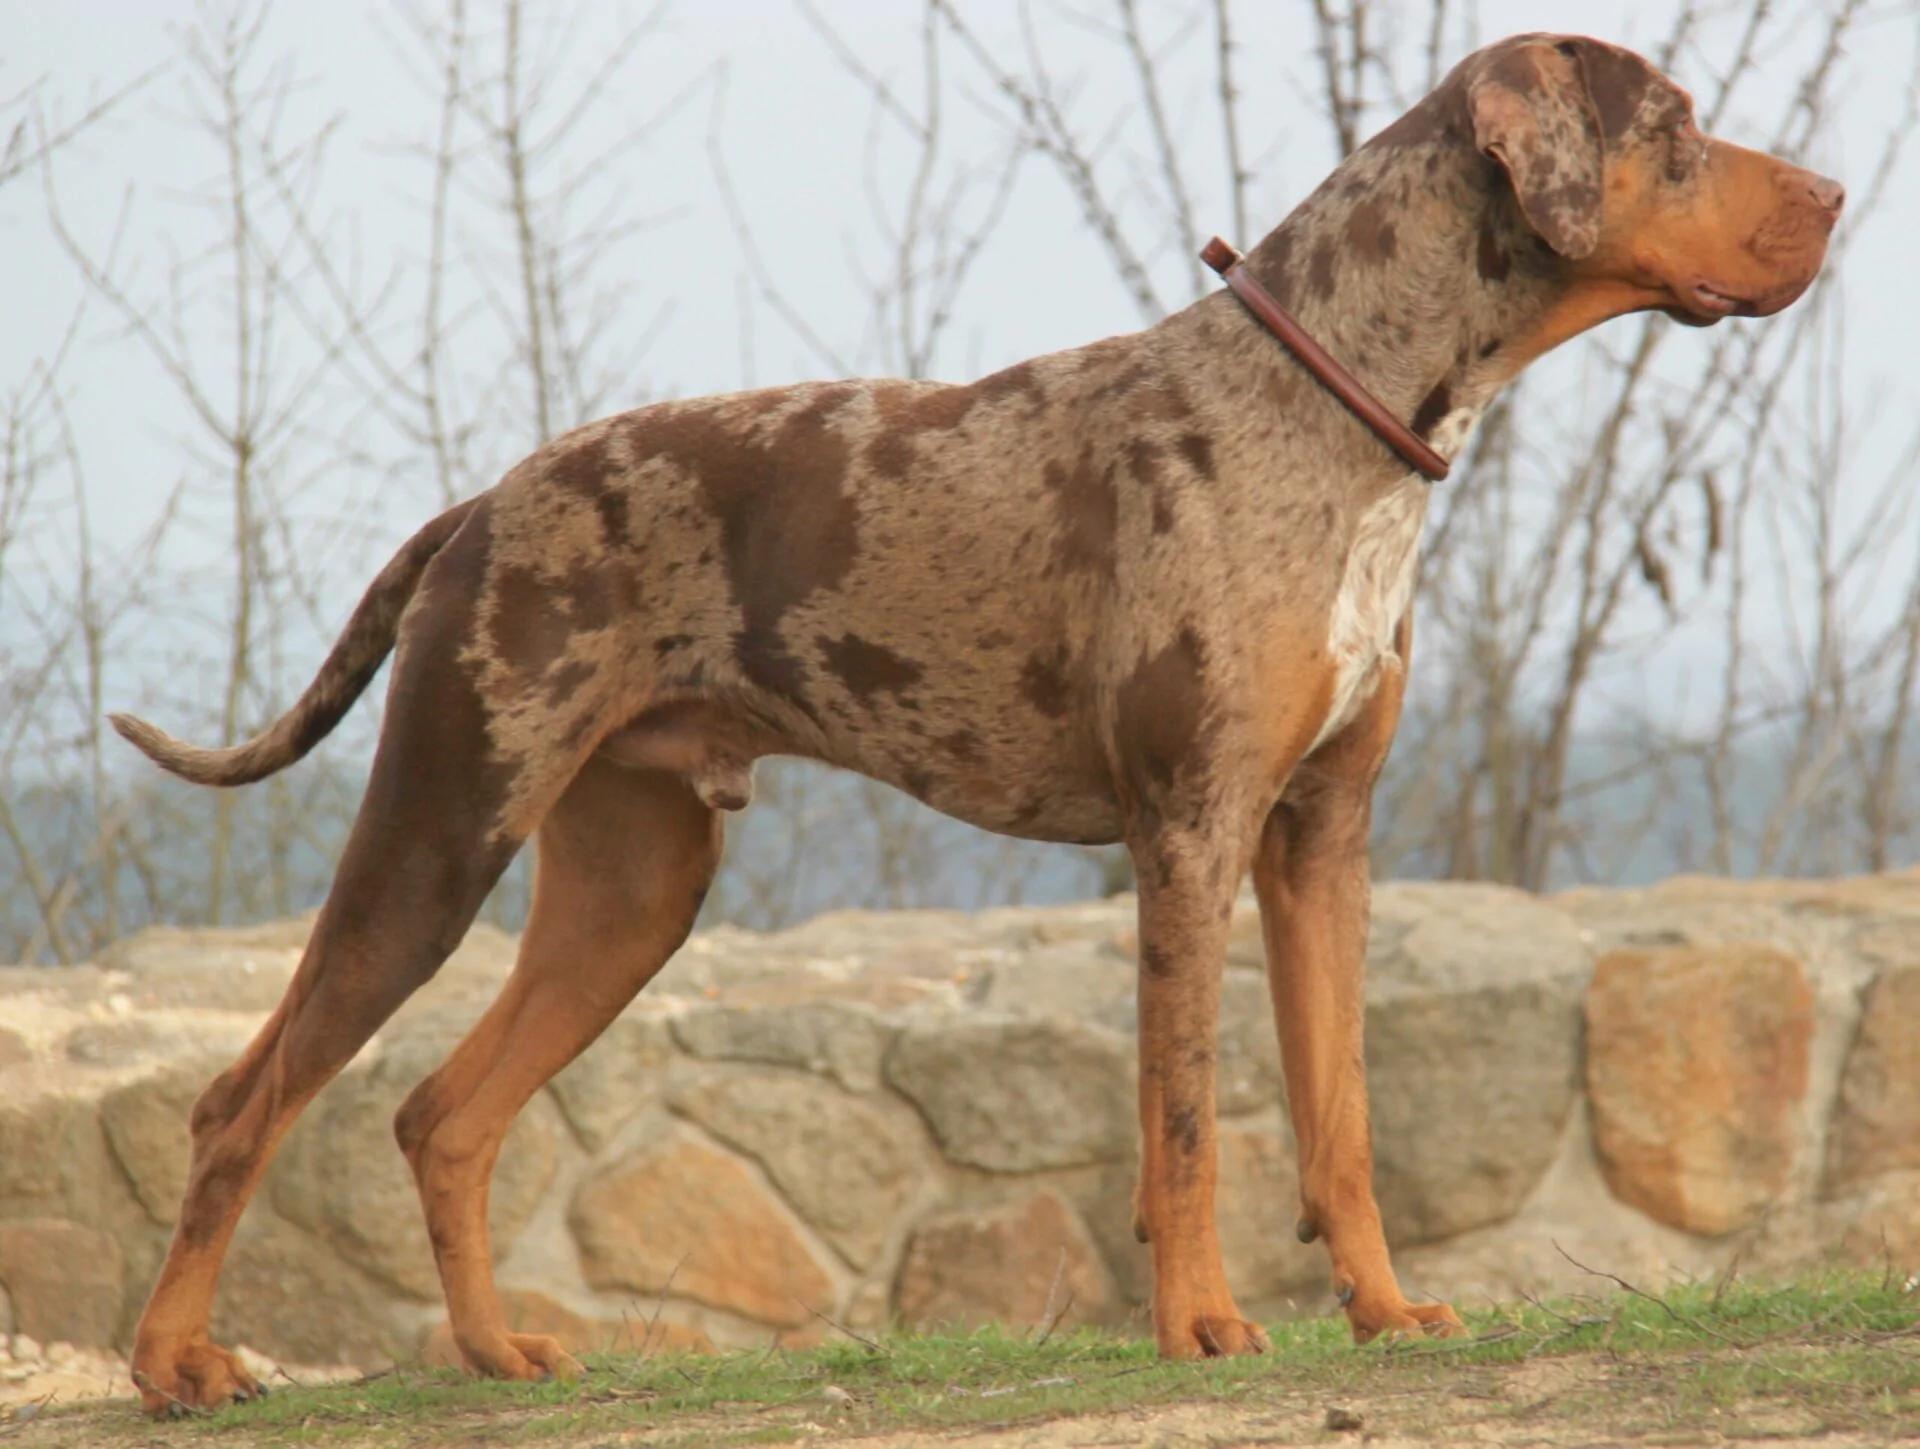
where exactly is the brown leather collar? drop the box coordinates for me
[1200,237,1451,483]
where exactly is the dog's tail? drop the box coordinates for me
[110,498,483,788]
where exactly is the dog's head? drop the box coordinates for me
[1451,34,1841,330]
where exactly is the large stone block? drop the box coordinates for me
[1826,1170,1920,1265]
[1215,1122,1321,1301]
[1215,972,1285,1117]
[570,1133,834,1328]
[974,945,1134,1033]
[0,1220,123,1347]
[63,1012,259,1069]
[670,1070,921,1269]
[885,1018,1135,1172]
[0,1069,135,1235]
[268,1035,557,1301]
[1365,883,1591,1246]
[895,1191,1113,1330]
[672,977,934,1093]
[212,1212,415,1367]
[97,922,306,1011]
[1825,965,1920,1194]
[547,1011,678,1152]
[100,1059,228,1226]
[1586,943,1813,1235]
[0,1090,74,1203]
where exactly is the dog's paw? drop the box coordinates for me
[1344,1291,1464,1344]
[1156,1311,1270,1358]
[463,1330,584,1383]
[510,1332,584,1381]
[133,1336,265,1418]
[1194,1315,1271,1356]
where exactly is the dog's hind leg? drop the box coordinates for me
[394,757,722,1381]
[128,532,571,1417]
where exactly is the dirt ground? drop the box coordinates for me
[8,1351,1914,1448]
[6,1276,1916,1448]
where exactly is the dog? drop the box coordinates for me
[112,32,1839,1414]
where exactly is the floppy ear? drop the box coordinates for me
[1468,42,1604,260]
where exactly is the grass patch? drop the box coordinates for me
[13,1269,1919,1447]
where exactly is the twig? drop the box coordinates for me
[1385,1323,1520,1357]
[1519,1290,1588,1328]
[131,1369,205,1417]
[1710,1244,1746,1307]
[1210,0,1248,246]
[646,1257,685,1354]
[798,1299,889,1355]
[1551,1242,1742,1346]
[1030,1247,1069,1342]
[352,1351,424,1386]
[979,1374,1073,1398]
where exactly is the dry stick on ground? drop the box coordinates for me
[1030,1247,1076,1345]
[639,1254,689,1361]
[129,1370,205,1417]
[799,1299,890,1356]
[1551,1242,1743,1348]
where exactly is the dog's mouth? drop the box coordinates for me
[1666,279,1750,327]
[1666,260,1824,327]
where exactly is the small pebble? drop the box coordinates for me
[9,1338,41,1365]
[46,1342,75,1366]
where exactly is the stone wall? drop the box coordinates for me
[1,873,1916,1369]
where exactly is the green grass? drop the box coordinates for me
[15,1270,1920,1446]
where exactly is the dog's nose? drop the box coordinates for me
[1809,174,1845,215]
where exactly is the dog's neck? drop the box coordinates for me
[1197,98,1570,466]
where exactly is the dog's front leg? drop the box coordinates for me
[1252,651,1463,1343]
[1130,826,1270,1358]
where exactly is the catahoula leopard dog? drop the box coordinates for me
[113,32,1839,1413]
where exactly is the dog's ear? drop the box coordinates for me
[1468,41,1604,260]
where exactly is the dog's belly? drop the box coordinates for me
[827,726,1128,846]
[912,773,1127,846]
[602,680,1128,844]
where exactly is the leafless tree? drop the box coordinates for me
[7,0,1920,962]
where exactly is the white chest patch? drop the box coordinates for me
[1424,405,1484,459]
[1309,405,1480,752]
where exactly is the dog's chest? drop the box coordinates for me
[1305,406,1483,752]
[1308,477,1430,753]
